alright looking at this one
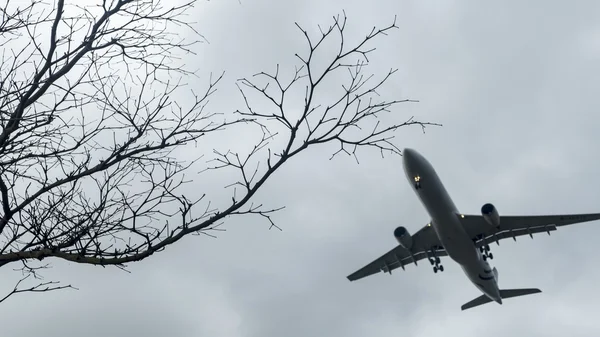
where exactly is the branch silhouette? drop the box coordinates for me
[0,2,440,304]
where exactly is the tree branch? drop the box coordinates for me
[0,4,440,303]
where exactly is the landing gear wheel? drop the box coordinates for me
[439,265,444,272]
[488,253,494,259]
[433,266,438,273]
[485,244,490,251]
[480,247,485,253]
[429,258,434,265]
[435,257,441,264]
[482,255,487,261]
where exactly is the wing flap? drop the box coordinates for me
[346,247,448,281]
[346,222,446,282]
[476,224,557,247]
[494,213,600,229]
[460,212,600,245]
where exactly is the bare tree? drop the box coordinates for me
[0,0,439,303]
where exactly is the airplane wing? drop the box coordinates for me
[347,223,446,281]
[458,212,600,247]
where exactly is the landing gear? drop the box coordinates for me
[481,244,493,260]
[429,249,444,273]
[482,254,493,261]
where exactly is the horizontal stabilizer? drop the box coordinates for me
[461,288,541,311]
[461,294,493,310]
[499,288,541,299]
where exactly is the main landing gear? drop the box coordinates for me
[474,234,494,261]
[480,244,493,261]
[429,249,444,273]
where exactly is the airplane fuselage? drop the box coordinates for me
[402,148,502,304]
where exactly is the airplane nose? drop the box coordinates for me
[403,148,415,161]
[403,148,418,168]
[402,148,417,178]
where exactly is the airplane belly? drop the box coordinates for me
[418,185,477,265]
[414,163,479,264]
[431,216,478,265]
[463,268,496,297]
[461,260,500,300]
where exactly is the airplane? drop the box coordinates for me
[347,148,600,310]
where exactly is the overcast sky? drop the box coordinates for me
[2,0,600,336]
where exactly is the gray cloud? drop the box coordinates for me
[1,0,600,336]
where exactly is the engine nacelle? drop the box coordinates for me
[394,226,413,251]
[481,203,500,227]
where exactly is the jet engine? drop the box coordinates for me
[394,226,413,251]
[481,203,500,227]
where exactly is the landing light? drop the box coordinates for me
[460,214,465,218]
[414,176,421,182]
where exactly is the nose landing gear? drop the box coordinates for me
[414,176,422,190]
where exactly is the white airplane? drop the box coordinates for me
[347,148,600,310]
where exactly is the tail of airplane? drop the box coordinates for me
[498,288,541,299]
[461,288,541,311]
